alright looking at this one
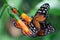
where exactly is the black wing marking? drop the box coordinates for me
[40,22,55,35]
[35,3,50,17]
[28,23,39,37]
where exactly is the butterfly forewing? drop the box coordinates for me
[29,3,55,36]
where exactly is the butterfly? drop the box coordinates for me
[28,3,55,37]
[9,3,55,37]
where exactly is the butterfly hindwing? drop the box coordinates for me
[44,22,55,35]
[37,22,55,36]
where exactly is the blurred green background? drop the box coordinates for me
[0,0,60,40]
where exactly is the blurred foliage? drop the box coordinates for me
[20,0,42,13]
[0,0,60,40]
[0,0,4,8]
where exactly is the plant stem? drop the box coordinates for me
[0,3,8,18]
